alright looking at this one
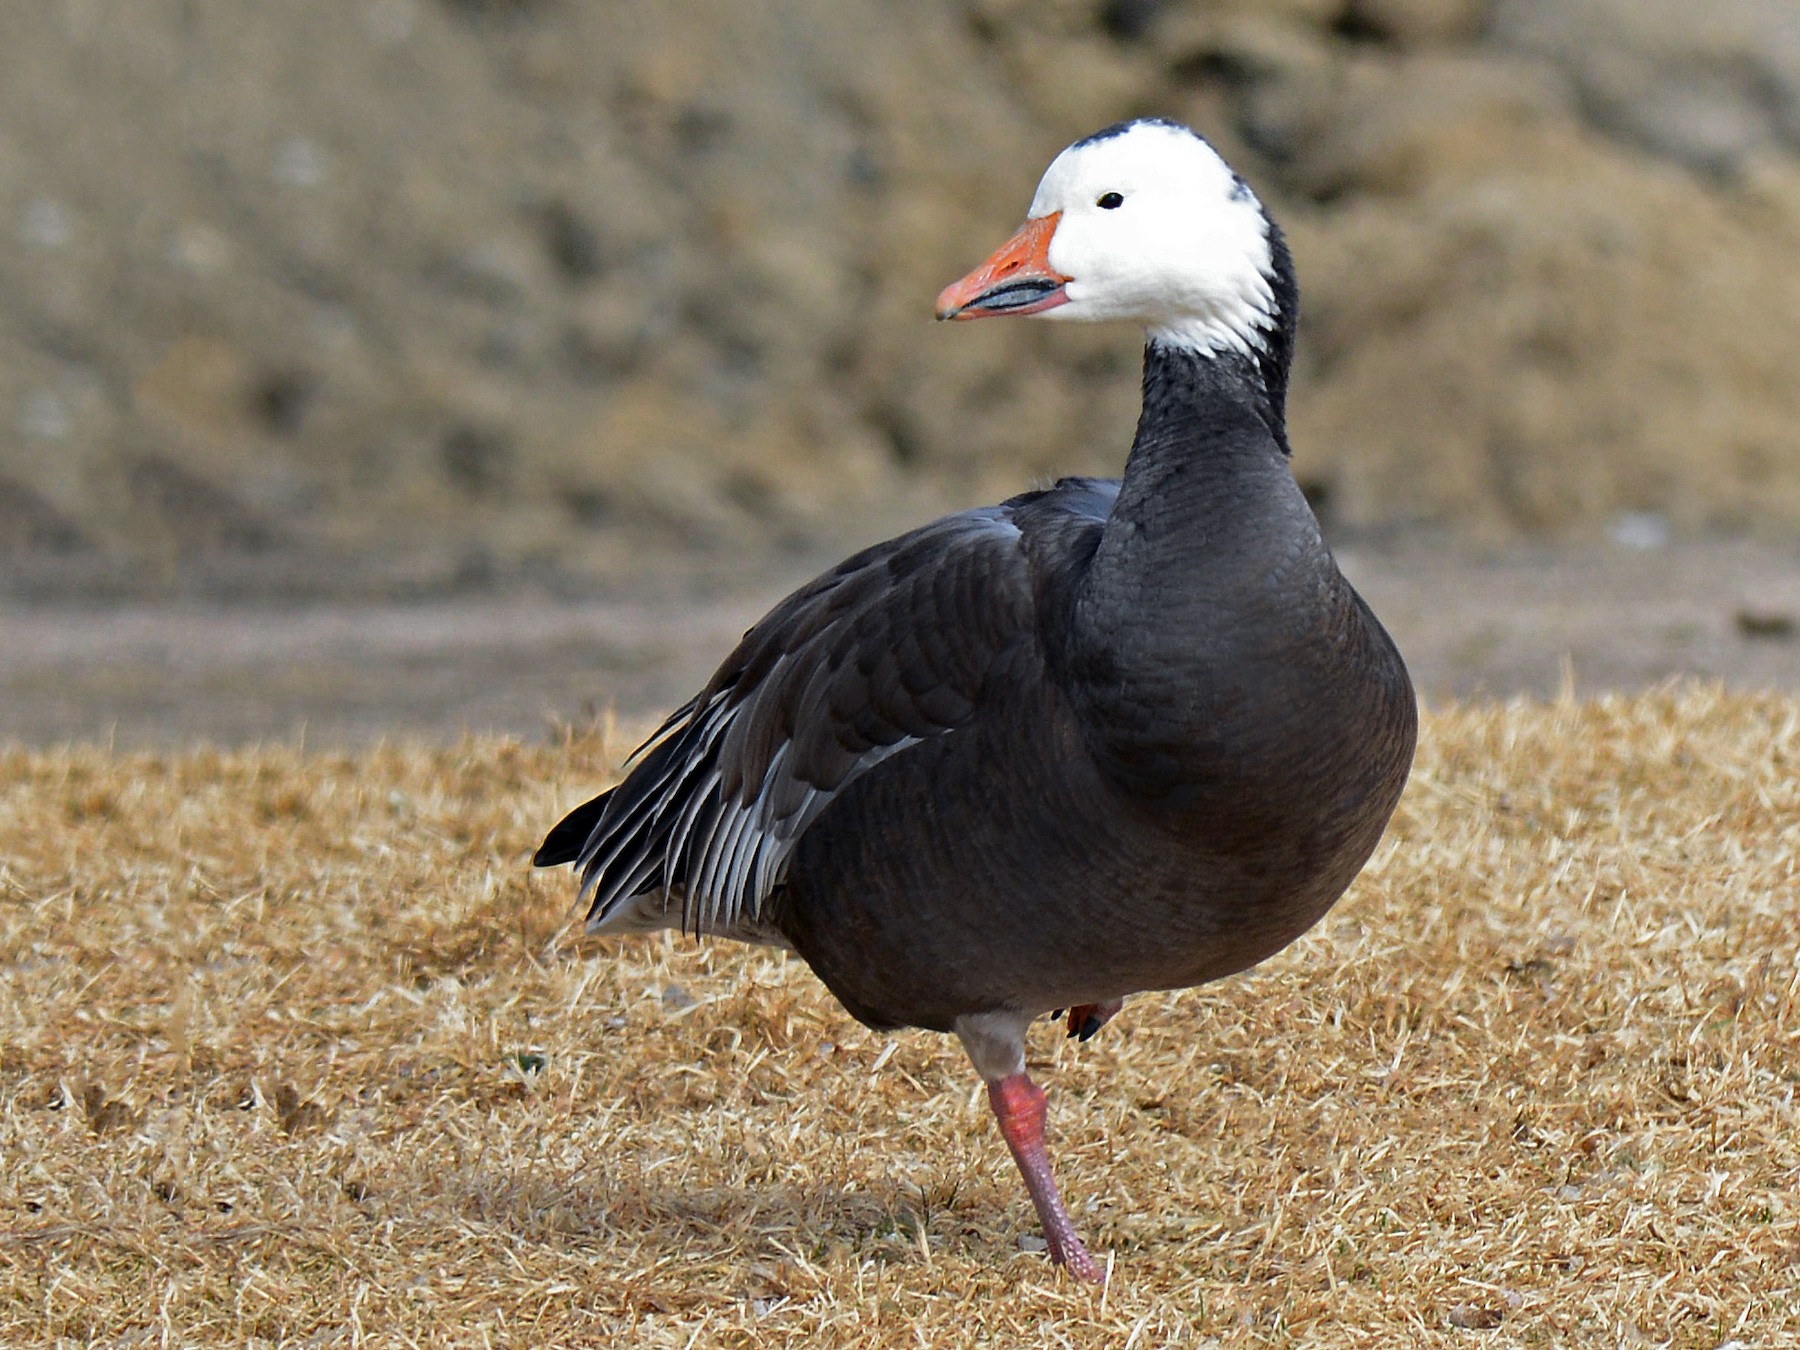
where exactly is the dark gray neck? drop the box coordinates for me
[1071,337,1332,692]
[1102,339,1308,568]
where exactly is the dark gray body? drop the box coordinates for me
[537,342,1417,1036]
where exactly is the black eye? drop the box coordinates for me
[1097,191,1124,210]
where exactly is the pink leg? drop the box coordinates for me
[1065,998,1125,1042]
[987,1072,1103,1282]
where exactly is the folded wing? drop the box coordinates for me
[539,494,1100,940]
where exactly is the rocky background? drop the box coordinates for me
[4,0,1800,600]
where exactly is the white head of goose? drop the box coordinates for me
[537,118,1416,1282]
[937,118,1283,351]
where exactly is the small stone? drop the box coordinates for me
[20,197,71,249]
[171,223,232,274]
[366,0,417,45]
[1735,608,1795,640]
[1608,512,1671,550]
[1446,1303,1504,1329]
[661,983,696,1011]
[19,391,71,440]
[273,137,328,188]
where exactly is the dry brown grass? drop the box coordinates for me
[2,685,1797,1347]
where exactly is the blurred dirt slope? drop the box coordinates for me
[3,0,1799,597]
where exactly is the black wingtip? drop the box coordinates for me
[533,791,610,868]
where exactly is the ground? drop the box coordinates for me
[2,688,1796,1346]
[4,536,1796,747]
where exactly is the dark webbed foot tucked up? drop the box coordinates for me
[1065,999,1125,1042]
